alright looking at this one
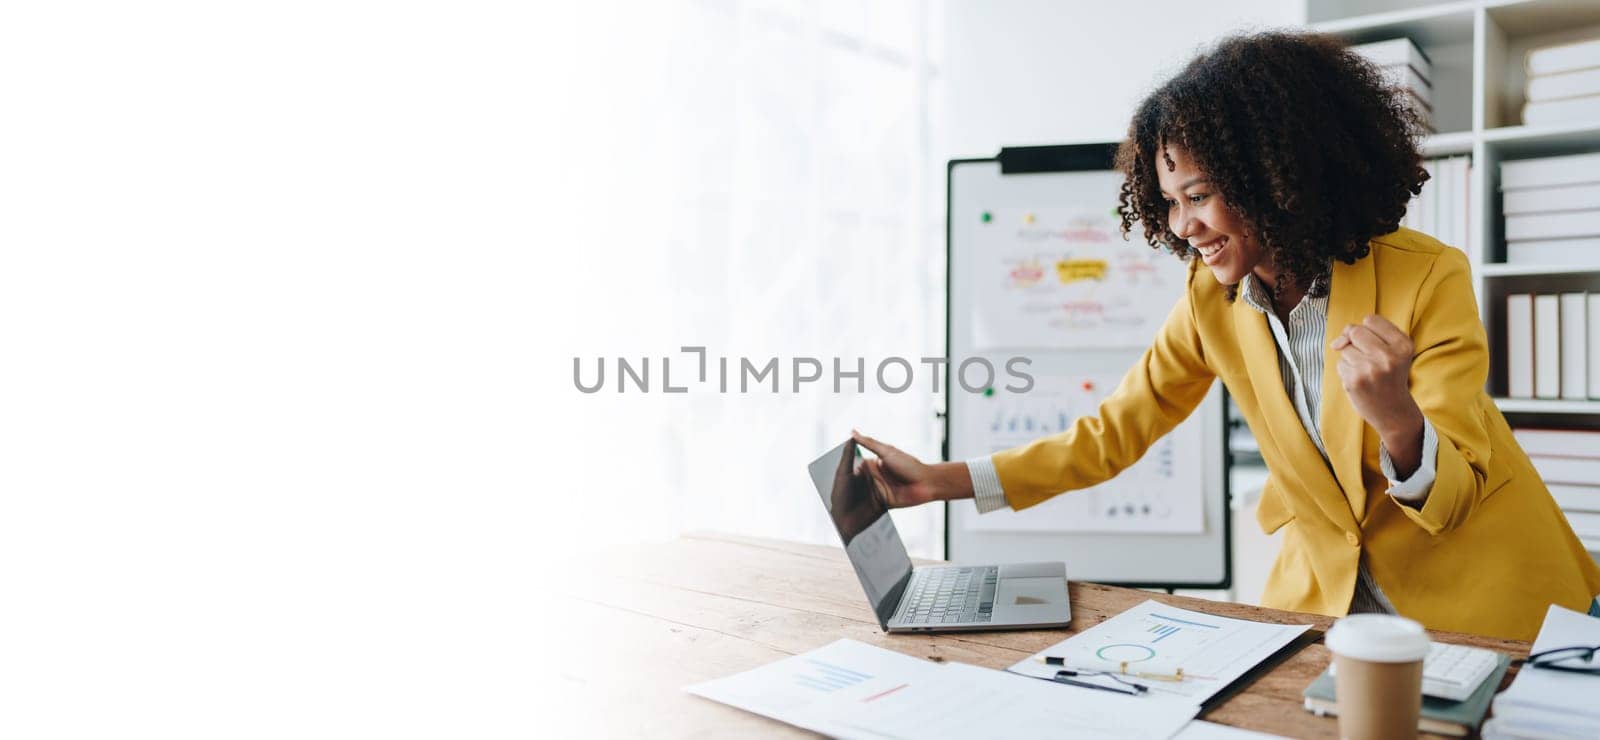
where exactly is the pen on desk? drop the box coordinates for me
[1051,671,1147,695]
[1035,656,1186,682]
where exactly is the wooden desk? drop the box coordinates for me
[562,532,1531,738]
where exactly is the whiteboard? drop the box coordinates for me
[944,146,1232,590]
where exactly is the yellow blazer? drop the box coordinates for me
[992,227,1600,641]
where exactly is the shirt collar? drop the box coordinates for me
[1237,272,1330,318]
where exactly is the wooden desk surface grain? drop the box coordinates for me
[558,532,1531,738]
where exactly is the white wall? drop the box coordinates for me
[942,0,1307,158]
[936,1,1307,603]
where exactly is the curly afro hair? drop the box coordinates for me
[1115,31,1430,301]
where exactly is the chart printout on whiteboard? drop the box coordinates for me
[963,372,1206,534]
[971,204,1186,351]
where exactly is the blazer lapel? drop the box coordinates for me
[1320,256,1377,524]
[1234,293,1360,536]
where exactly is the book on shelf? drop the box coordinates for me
[1507,294,1534,399]
[1523,95,1600,128]
[1592,295,1600,398]
[1534,294,1561,399]
[1438,158,1454,249]
[1419,160,1437,235]
[1303,653,1509,737]
[1377,64,1432,107]
[1505,237,1600,265]
[1459,158,1471,254]
[1527,67,1600,102]
[1568,511,1600,539]
[1501,151,1600,190]
[1513,428,1600,458]
[1550,484,1600,513]
[1504,209,1600,241]
[1526,36,1600,77]
[1502,182,1600,215]
[1533,456,1600,486]
[1562,293,1588,400]
[1405,156,1469,250]
[1404,93,1432,130]
[1353,38,1432,82]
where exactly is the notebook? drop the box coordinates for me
[1302,653,1510,737]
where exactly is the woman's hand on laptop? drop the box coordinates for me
[851,430,975,508]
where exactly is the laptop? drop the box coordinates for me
[806,438,1071,633]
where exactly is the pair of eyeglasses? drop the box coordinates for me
[1514,645,1600,675]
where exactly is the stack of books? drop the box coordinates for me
[1303,647,1510,736]
[1505,292,1600,400]
[1500,151,1600,265]
[1482,605,1600,738]
[1514,429,1600,565]
[1351,38,1433,132]
[1404,155,1470,250]
[1523,36,1600,127]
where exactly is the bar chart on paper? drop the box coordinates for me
[1141,611,1218,644]
[793,660,872,693]
[1009,600,1312,704]
[1097,611,1226,663]
[686,639,938,721]
[965,373,1205,534]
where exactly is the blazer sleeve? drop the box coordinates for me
[992,265,1216,510]
[1396,247,1493,535]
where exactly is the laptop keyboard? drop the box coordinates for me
[899,566,998,624]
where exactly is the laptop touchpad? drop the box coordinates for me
[996,577,1067,607]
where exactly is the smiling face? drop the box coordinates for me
[1156,145,1270,288]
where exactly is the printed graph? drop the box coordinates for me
[1008,601,1313,704]
[1148,624,1181,642]
[1151,612,1222,629]
[967,374,1205,534]
[1141,613,1219,643]
[793,659,872,693]
[1082,610,1232,670]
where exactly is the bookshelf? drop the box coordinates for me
[1312,0,1600,566]
[1494,398,1600,414]
[1311,0,1600,423]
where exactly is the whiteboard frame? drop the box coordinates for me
[942,147,1233,591]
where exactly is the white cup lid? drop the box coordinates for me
[1325,614,1429,663]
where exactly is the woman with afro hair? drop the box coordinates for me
[852,31,1600,641]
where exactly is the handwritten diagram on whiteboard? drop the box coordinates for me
[972,207,1186,350]
[964,373,1204,534]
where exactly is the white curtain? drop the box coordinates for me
[564,0,949,557]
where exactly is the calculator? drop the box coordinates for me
[1421,642,1501,702]
[1328,641,1500,702]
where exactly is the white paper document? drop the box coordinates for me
[687,638,1198,740]
[962,373,1206,535]
[1009,600,1311,705]
[826,662,1197,740]
[684,639,939,737]
[1487,604,1600,732]
[1172,720,1289,739]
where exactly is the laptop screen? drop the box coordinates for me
[807,439,913,624]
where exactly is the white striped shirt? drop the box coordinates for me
[969,271,1439,615]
